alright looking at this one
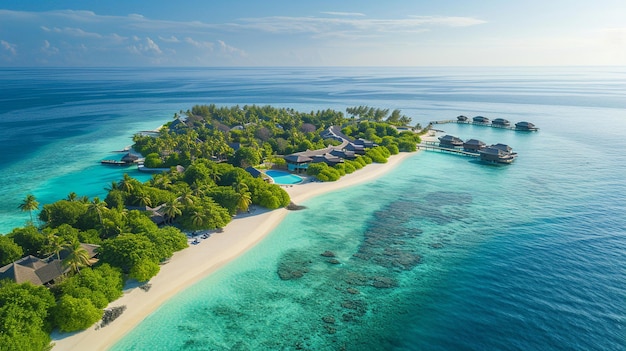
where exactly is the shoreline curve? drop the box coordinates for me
[51,151,417,351]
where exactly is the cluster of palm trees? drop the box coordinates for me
[19,194,92,275]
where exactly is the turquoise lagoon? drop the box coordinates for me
[0,67,624,350]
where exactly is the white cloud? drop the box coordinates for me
[321,12,366,17]
[159,35,180,43]
[52,27,103,38]
[408,15,487,27]
[145,37,162,54]
[236,15,485,36]
[184,37,214,50]
[1,40,17,55]
[128,37,162,55]
[41,40,59,55]
[217,40,246,57]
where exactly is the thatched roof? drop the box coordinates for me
[0,255,64,285]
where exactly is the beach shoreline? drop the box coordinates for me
[51,151,417,351]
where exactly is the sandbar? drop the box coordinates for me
[51,151,416,351]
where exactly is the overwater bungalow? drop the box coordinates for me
[457,115,468,122]
[473,116,490,124]
[479,144,517,164]
[463,139,486,152]
[515,121,539,131]
[438,135,464,148]
[492,118,511,127]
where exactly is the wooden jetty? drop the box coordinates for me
[417,143,480,158]
[429,119,539,131]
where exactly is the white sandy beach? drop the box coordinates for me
[51,151,417,351]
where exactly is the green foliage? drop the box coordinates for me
[344,161,357,174]
[333,163,347,176]
[143,153,163,168]
[125,210,159,234]
[0,235,23,266]
[128,259,161,282]
[385,144,400,155]
[143,227,188,260]
[52,295,103,332]
[232,147,261,168]
[318,168,341,182]
[0,280,55,351]
[98,234,161,281]
[306,163,327,176]
[55,264,123,310]
[40,200,88,228]
[207,187,240,215]
[8,225,45,257]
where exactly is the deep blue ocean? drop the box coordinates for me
[1,67,624,350]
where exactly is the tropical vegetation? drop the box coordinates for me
[0,105,423,350]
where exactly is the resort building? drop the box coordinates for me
[515,121,539,131]
[284,126,376,172]
[438,135,464,148]
[473,116,490,124]
[479,144,517,164]
[463,139,486,152]
[284,146,345,172]
[492,118,511,127]
[457,115,468,122]
[0,244,99,286]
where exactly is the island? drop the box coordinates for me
[0,105,423,351]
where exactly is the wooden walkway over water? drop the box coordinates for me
[417,142,480,158]
[429,120,537,131]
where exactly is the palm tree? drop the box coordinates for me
[233,181,252,213]
[119,174,136,194]
[190,211,205,228]
[18,194,39,223]
[134,191,152,208]
[238,191,252,213]
[88,197,108,227]
[162,200,182,224]
[178,189,196,206]
[45,232,65,260]
[62,239,91,275]
[105,181,119,192]
[66,192,78,202]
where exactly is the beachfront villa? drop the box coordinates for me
[515,121,539,131]
[438,135,464,148]
[463,139,487,152]
[0,244,99,286]
[473,116,490,124]
[284,146,345,172]
[492,118,511,127]
[284,126,375,172]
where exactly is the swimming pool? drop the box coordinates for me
[265,170,304,185]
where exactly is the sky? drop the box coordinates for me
[0,0,625,66]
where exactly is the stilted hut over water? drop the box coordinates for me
[515,121,539,131]
[492,118,511,127]
[479,144,517,164]
[473,116,490,124]
[438,135,464,148]
[463,139,486,152]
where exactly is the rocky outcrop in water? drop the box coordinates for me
[277,250,312,280]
